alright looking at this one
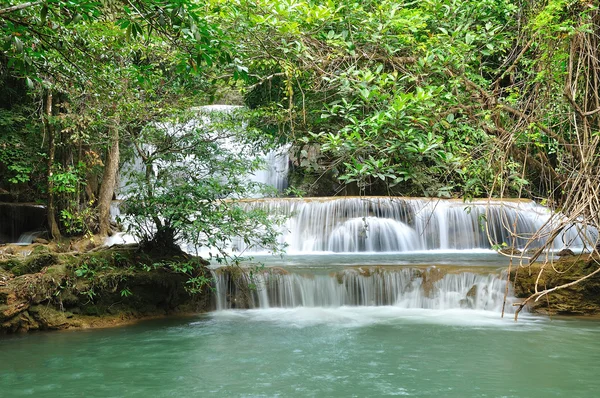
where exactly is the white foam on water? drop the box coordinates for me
[104,232,137,246]
[209,307,543,329]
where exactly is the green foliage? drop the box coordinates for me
[1,0,597,254]
[221,0,521,197]
[2,0,236,236]
[0,107,45,197]
[147,259,212,294]
[48,164,92,235]
[121,108,286,259]
[72,252,133,302]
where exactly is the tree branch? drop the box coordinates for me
[0,1,43,16]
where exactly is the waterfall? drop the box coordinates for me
[107,105,290,246]
[16,231,42,245]
[212,267,513,312]
[117,105,290,199]
[0,203,47,244]
[230,197,597,253]
[251,145,290,193]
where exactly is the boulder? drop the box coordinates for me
[556,248,575,257]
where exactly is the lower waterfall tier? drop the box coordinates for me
[212,266,514,313]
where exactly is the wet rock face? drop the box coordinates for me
[512,256,600,315]
[0,203,47,243]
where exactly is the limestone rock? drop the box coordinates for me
[556,248,575,257]
[29,305,71,330]
[499,247,522,256]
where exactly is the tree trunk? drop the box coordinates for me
[97,117,120,236]
[45,91,62,240]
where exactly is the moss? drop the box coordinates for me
[29,305,72,330]
[0,265,11,279]
[1,245,212,334]
[31,245,50,255]
[512,255,600,315]
[11,253,58,276]
[0,258,20,271]
[45,263,68,276]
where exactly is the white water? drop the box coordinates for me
[231,197,597,253]
[212,267,514,313]
[15,231,42,245]
[251,145,290,193]
[102,105,596,318]
[117,105,289,200]
[209,306,539,328]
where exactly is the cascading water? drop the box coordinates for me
[214,196,599,314]
[103,105,596,316]
[212,267,513,312]
[251,145,290,193]
[230,197,597,253]
[16,231,42,245]
[106,105,290,246]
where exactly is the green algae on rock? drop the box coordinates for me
[0,245,212,333]
[511,255,600,316]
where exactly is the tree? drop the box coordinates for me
[1,0,235,238]
[121,108,284,259]
[216,0,518,197]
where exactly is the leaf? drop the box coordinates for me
[40,5,48,25]
[14,37,23,53]
[465,32,475,45]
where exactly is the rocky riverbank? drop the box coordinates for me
[511,253,600,315]
[0,242,212,333]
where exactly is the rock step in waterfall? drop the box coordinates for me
[231,197,597,253]
[212,266,513,312]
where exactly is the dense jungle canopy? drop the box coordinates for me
[1,0,599,261]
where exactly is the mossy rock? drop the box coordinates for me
[31,245,51,255]
[512,257,600,315]
[556,248,575,257]
[80,304,100,316]
[466,284,478,298]
[0,265,12,280]
[45,263,69,277]
[0,258,21,271]
[499,247,522,256]
[12,253,58,276]
[29,305,71,330]
[1,245,213,333]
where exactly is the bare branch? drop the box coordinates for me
[0,1,43,16]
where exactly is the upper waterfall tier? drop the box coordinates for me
[232,197,596,253]
[116,105,290,200]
